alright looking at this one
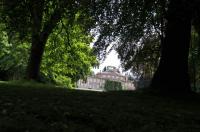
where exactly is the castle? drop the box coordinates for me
[77,66,135,91]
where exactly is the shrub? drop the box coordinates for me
[104,80,122,91]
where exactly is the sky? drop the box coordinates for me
[92,50,123,74]
[90,34,126,75]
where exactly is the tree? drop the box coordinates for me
[92,0,200,94]
[2,0,200,94]
[92,0,166,59]
[126,34,160,80]
[41,19,97,86]
[0,17,97,87]
[189,27,200,92]
[1,0,94,81]
[91,0,166,88]
[104,80,122,91]
[150,0,200,94]
[0,23,29,80]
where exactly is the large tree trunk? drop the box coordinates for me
[151,0,192,94]
[26,38,46,81]
[26,1,44,81]
[26,1,64,81]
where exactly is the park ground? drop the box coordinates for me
[0,81,200,132]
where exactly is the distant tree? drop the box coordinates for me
[103,66,107,72]
[104,80,122,91]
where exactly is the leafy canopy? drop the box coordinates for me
[0,18,97,87]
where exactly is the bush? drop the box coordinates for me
[104,80,122,91]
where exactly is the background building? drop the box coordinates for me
[77,66,135,91]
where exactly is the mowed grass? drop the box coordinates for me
[0,81,200,132]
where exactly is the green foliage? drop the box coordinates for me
[1,0,97,80]
[0,0,97,84]
[0,24,29,80]
[130,34,160,79]
[0,80,59,89]
[92,0,166,61]
[1,0,95,43]
[189,27,200,92]
[104,80,122,91]
[0,17,97,87]
[41,19,97,87]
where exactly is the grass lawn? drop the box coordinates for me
[0,81,200,132]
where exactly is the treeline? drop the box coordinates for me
[1,0,200,94]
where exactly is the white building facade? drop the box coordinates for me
[77,66,135,91]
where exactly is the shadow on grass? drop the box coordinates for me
[0,81,200,132]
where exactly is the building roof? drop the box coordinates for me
[96,71,124,77]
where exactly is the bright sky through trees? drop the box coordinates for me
[92,50,121,74]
